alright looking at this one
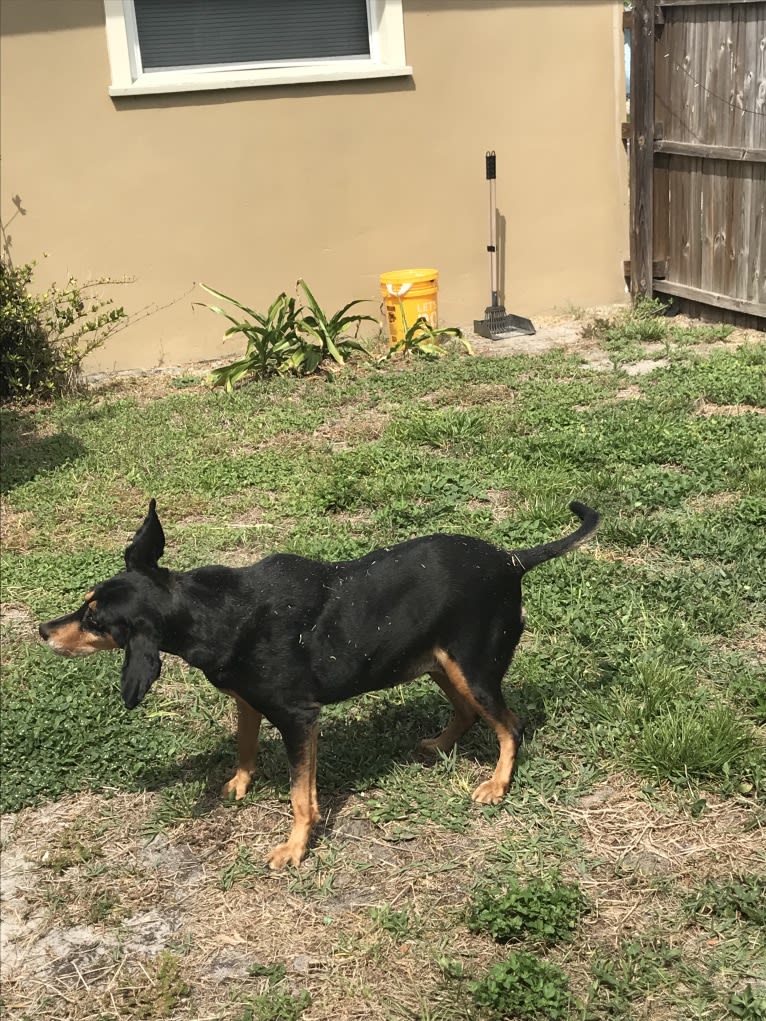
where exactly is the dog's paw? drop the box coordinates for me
[471,780,507,805]
[266,841,306,870]
[221,769,253,801]
[419,736,448,755]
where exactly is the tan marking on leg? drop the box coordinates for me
[266,725,320,870]
[46,620,118,656]
[434,647,520,805]
[221,694,263,801]
[419,669,478,754]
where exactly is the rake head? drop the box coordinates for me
[474,304,536,340]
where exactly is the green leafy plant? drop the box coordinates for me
[384,313,472,359]
[728,984,766,1021]
[470,951,575,1020]
[380,292,472,360]
[0,256,127,400]
[468,872,585,945]
[202,286,303,388]
[201,280,375,388]
[297,278,376,368]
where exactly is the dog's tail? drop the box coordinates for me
[510,502,600,573]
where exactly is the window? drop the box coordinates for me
[104,0,410,96]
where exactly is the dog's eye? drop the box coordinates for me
[83,610,105,633]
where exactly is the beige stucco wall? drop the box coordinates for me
[1,0,628,372]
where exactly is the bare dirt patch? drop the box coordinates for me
[310,406,390,450]
[0,602,36,641]
[0,503,35,553]
[3,767,762,1020]
[685,491,740,513]
[695,400,766,417]
[567,780,765,950]
[0,786,507,1020]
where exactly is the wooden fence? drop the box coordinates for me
[628,0,766,322]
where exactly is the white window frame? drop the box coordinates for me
[104,0,410,96]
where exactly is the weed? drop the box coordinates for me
[41,824,104,874]
[219,846,260,890]
[468,872,585,945]
[248,962,288,986]
[144,779,207,835]
[632,704,761,789]
[470,951,575,1020]
[581,296,738,371]
[584,937,709,1018]
[370,904,414,939]
[233,990,310,1021]
[117,951,190,1019]
[85,890,123,924]
[382,293,471,360]
[364,762,471,833]
[689,874,766,927]
[388,408,487,449]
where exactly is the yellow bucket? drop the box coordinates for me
[380,268,439,346]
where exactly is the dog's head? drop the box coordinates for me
[39,499,168,709]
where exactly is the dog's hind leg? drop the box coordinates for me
[221,693,263,801]
[434,648,522,806]
[419,669,479,754]
[266,712,321,870]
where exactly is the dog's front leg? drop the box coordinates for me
[221,693,262,801]
[266,716,320,869]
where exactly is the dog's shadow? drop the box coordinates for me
[136,679,549,829]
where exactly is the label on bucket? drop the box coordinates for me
[380,270,439,345]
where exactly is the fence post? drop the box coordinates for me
[630,0,655,299]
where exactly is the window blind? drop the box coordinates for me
[133,0,371,71]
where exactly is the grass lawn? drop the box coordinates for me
[1,324,765,1020]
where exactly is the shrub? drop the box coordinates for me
[0,255,127,400]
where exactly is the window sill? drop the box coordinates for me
[109,62,413,97]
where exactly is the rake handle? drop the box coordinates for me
[485,151,499,304]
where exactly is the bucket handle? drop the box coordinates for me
[386,282,412,298]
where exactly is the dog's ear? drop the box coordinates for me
[121,630,162,709]
[125,499,165,572]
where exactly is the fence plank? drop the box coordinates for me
[659,0,762,7]
[631,0,656,297]
[653,278,766,315]
[748,165,765,302]
[654,139,766,159]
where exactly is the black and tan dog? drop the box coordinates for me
[40,499,599,868]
